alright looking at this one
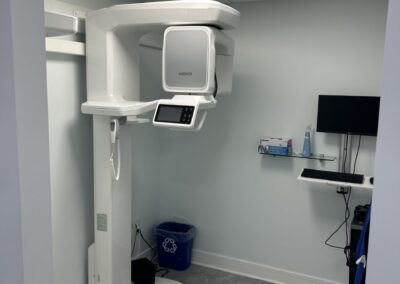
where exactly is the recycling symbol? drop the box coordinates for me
[162,238,177,253]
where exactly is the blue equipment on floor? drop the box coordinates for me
[349,204,371,284]
[354,205,371,284]
[156,222,196,271]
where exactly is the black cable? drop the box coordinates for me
[341,133,351,245]
[342,134,350,260]
[344,136,361,264]
[324,134,349,249]
[324,135,363,266]
[132,230,138,258]
[136,229,172,277]
[344,135,362,264]
[324,191,351,251]
[132,232,169,278]
[131,223,157,261]
[131,234,137,258]
[343,188,352,265]
[324,218,347,250]
[131,223,170,278]
[342,133,349,173]
[343,193,349,249]
[353,135,362,174]
[342,133,350,253]
[336,134,348,195]
[138,229,157,261]
[324,190,353,257]
[156,268,170,278]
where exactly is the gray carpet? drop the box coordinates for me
[162,264,272,284]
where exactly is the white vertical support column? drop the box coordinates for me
[367,0,400,282]
[92,116,132,284]
[93,116,112,284]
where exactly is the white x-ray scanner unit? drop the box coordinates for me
[81,1,239,283]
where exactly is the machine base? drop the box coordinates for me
[155,277,182,284]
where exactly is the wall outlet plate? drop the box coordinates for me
[134,218,141,232]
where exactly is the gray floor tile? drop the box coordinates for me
[161,264,272,284]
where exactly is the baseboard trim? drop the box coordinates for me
[192,250,343,284]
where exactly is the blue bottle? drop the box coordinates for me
[302,125,311,157]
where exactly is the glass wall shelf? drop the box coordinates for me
[258,150,336,161]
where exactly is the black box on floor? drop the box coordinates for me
[131,258,156,284]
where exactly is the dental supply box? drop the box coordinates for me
[259,137,293,155]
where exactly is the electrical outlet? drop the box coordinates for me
[134,218,142,253]
[134,219,141,232]
[132,218,142,255]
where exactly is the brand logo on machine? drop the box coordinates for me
[178,71,192,76]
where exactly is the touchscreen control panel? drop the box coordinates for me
[154,105,195,125]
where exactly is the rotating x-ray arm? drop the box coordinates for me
[215,29,235,56]
[82,1,239,118]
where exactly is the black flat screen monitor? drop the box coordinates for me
[316,95,380,136]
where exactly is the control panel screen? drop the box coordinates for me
[155,105,195,124]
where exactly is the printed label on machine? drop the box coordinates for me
[97,213,108,232]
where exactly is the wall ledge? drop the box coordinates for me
[45,38,86,56]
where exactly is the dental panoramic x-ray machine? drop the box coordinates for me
[81,1,239,283]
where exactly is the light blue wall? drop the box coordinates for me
[45,0,388,283]
[130,46,164,255]
[158,0,387,282]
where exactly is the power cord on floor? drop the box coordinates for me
[138,227,157,261]
[131,223,170,278]
[324,135,362,266]
[325,134,349,250]
[156,268,170,278]
[132,222,138,258]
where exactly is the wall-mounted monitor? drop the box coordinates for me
[316,95,380,136]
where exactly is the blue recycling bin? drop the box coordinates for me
[156,222,196,270]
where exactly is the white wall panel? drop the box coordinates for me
[159,0,387,282]
[367,0,400,282]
